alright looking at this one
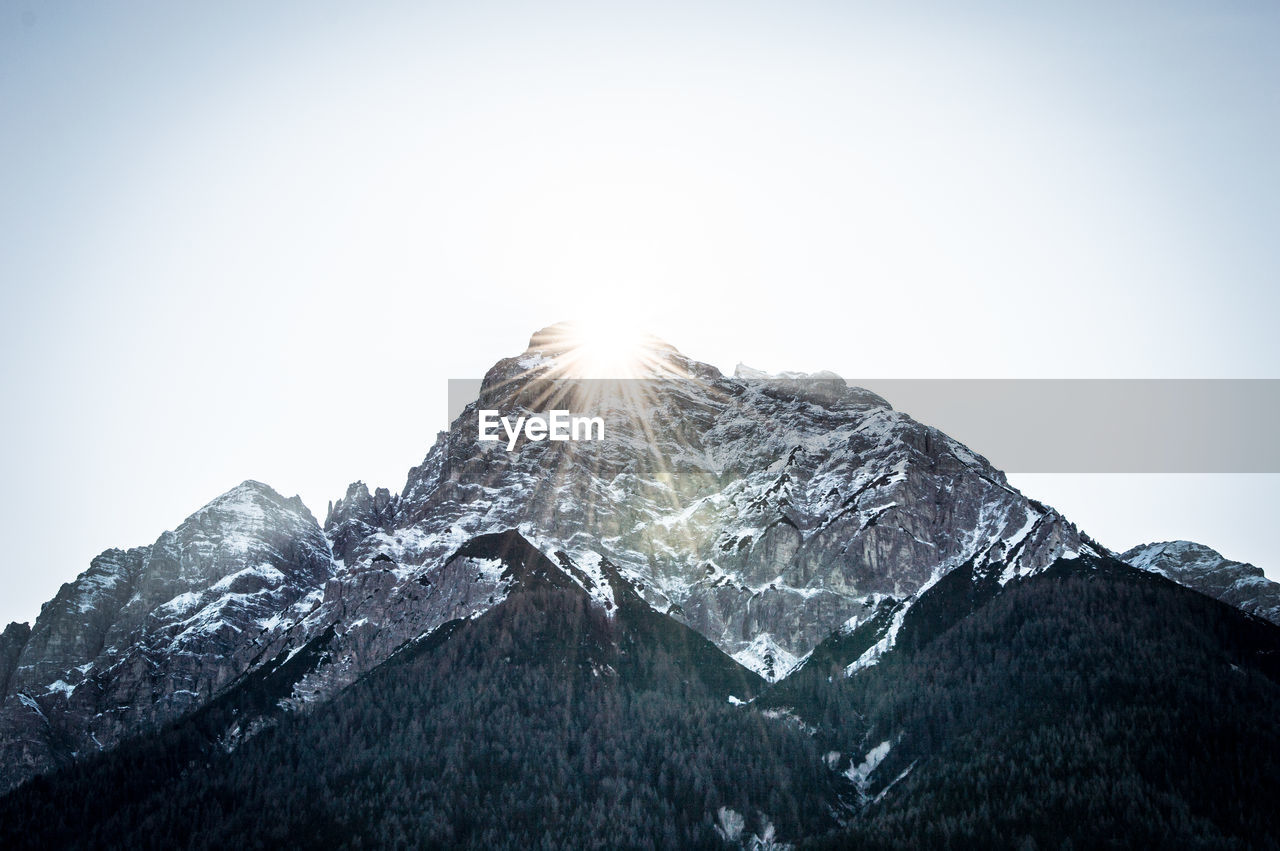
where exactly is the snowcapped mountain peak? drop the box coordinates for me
[4,332,1280,847]
[186,480,317,536]
[0,325,1096,791]
[1121,540,1279,625]
[478,323,725,411]
[382,327,1092,676]
[0,476,334,791]
[1125,540,1239,569]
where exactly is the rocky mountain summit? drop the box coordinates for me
[0,323,1267,796]
[0,482,331,790]
[1121,540,1280,625]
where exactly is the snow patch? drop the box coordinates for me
[846,602,908,675]
[16,693,46,720]
[567,550,617,613]
[210,563,285,593]
[517,353,551,370]
[732,634,800,682]
[44,680,76,698]
[846,739,891,789]
[872,761,916,804]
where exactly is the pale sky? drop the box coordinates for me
[2,1,1278,626]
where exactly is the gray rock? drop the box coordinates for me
[0,622,29,697]
[370,325,1093,674]
[0,481,332,792]
[1120,540,1280,625]
[325,481,396,563]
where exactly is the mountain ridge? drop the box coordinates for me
[0,324,1271,803]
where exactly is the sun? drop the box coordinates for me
[564,322,650,379]
[532,319,671,380]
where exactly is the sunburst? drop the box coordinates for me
[530,320,678,380]
[475,320,709,526]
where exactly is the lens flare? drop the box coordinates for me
[560,322,650,379]
[481,320,715,528]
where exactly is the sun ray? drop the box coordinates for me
[469,320,740,561]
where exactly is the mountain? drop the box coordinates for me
[5,548,1280,848]
[0,528,844,850]
[0,321,1099,793]
[1121,540,1280,625]
[0,481,331,792]
[1,323,1278,847]
[384,322,1094,679]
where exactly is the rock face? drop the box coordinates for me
[0,481,332,792]
[1121,541,1280,625]
[325,482,397,564]
[0,623,29,697]
[380,323,1093,677]
[0,323,1269,795]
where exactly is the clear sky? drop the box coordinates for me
[2,1,1278,626]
